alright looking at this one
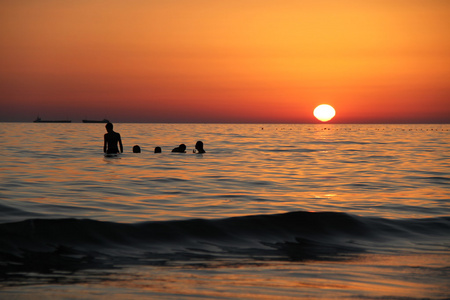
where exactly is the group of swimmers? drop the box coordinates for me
[104,122,206,155]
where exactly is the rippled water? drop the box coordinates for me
[1,123,449,222]
[0,123,449,299]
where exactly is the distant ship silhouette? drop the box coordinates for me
[33,117,71,123]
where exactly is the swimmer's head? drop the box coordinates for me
[133,145,141,153]
[195,141,204,149]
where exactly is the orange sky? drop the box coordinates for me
[1,0,449,123]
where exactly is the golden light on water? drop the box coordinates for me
[314,105,336,122]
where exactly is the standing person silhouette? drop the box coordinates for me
[104,123,123,154]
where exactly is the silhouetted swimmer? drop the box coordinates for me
[154,146,162,153]
[193,141,205,154]
[104,123,123,154]
[133,145,141,153]
[172,144,186,153]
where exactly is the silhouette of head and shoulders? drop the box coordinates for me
[172,144,186,153]
[193,141,206,154]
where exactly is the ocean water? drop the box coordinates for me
[0,122,449,299]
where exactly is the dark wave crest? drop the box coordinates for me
[1,211,449,277]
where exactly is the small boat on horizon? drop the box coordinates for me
[33,117,71,123]
[82,119,110,123]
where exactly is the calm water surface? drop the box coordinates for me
[0,123,449,299]
[1,123,449,222]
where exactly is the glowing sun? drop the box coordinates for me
[313,104,336,122]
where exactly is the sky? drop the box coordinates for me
[1,0,449,123]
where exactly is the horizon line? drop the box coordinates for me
[1,121,449,125]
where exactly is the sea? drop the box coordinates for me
[0,122,449,299]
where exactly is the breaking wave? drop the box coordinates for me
[1,211,449,277]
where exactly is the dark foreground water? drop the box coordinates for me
[0,123,449,299]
